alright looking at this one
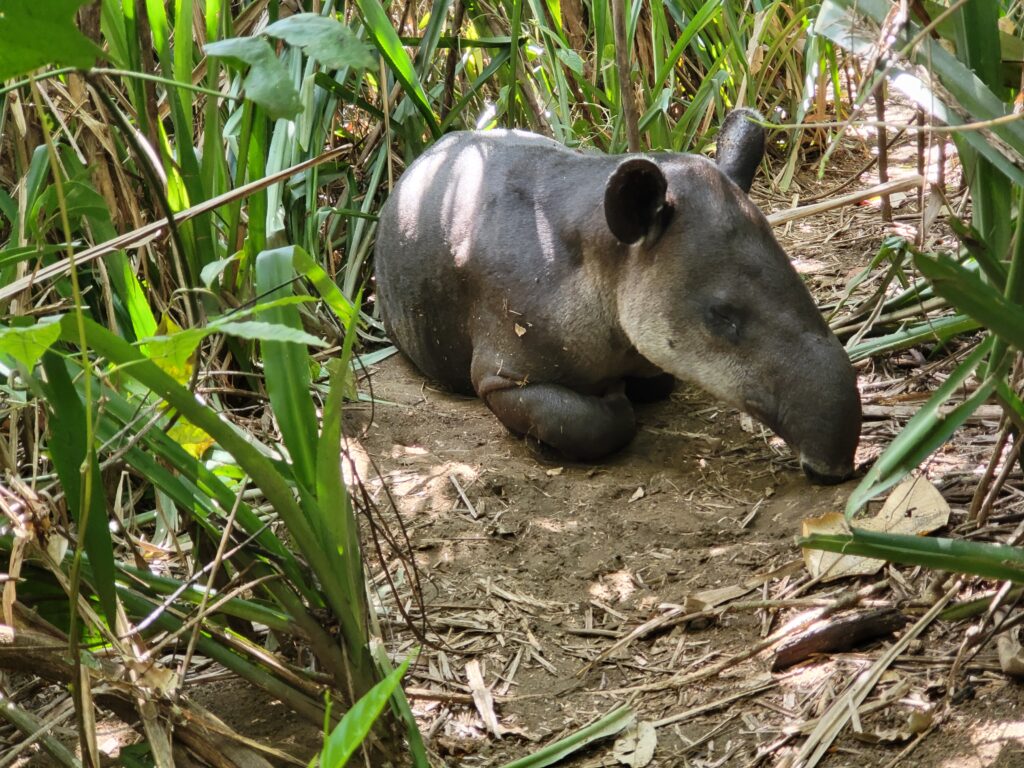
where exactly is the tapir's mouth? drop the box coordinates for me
[744,399,855,485]
[799,457,855,485]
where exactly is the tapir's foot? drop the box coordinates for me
[624,373,675,403]
[478,379,636,461]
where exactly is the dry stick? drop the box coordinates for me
[652,680,776,729]
[977,433,1024,529]
[176,482,247,688]
[917,108,927,235]
[874,82,892,223]
[765,175,925,227]
[611,0,640,152]
[440,0,466,120]
[968,415,1014,523]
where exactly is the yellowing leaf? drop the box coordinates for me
[144,316,202,386]
[168,417,214,460]
[802,476,951,581]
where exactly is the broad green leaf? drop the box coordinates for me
[997,379,1024,424]
[216,320,327,347]
[200,254,241,288]
[915,253,1024,352]
[264,13,375,70]
[555,47,584,75]
[846,314,980,363]
[319,659,411,767]
[0,318,62,369]
[0,0,105,79]
[142,317,324,385]
[204,37,303,120]
[315,305,366,650]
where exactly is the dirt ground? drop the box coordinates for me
[329,135,1024,767]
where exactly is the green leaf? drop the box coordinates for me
[204,37,303,120]
[0,317,62,369]
[915,253,1024,352]
[264,13,375,70]
[294,248,356,326]
[216,320,327,347]
[846,314,981,363]
[141,317,325,383]
[40,352,118,624]
[0,0,105,79]
[802,530,1024,583]
[319,659,411,767]
[846,340,996,516]
[200,254,240,288]
[255,247,319,493]
[555,47,584,75]
[498,706,635,768]
[353,0,440,136]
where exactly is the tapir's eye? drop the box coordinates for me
[704,302,743,343]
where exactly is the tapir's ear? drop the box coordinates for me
[604,158,669,245]
[716,108,765,193]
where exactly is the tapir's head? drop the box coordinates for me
[607,109,861,484]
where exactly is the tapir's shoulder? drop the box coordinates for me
[433,128,581,155]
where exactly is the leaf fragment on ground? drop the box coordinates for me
[802,476,950,581]
[611,721,657,766]
[466,660,505,737]
[997,630,1024,677]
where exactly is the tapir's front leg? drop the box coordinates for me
[476,374,636,460]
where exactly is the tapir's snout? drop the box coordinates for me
[789,335,861,485]
[748,332,861,486]
[800,457,855,485]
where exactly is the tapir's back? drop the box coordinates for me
[374,130,613,392]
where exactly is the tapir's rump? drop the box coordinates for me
[374,111,861,483]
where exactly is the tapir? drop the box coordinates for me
[374,110,861,483]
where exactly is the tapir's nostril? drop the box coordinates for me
[800,460,853,486]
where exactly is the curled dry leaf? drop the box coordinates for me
[996,630,1024,677]
[802,476,950,582]
[612,721,657,767]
